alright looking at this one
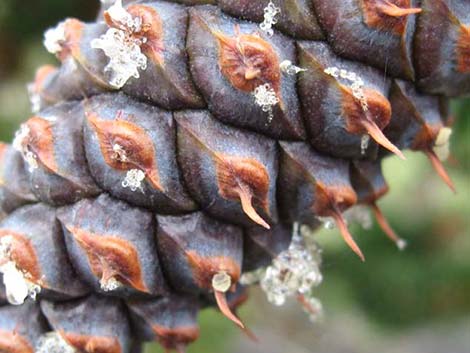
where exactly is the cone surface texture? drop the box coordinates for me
[0,0,468,351]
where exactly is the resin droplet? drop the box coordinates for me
[371,203,407,250]
[433,127,453,162]
[36,332,77,353]
[212,271,232,293]
[92,0,148,88]
[297,294,324,324]
[343,205,373,230]
[325,66,405,159]
[122,169,146,192]
[0,236,42,305]
[361,134,371,155]
[260,224,323,307]
[253,83,279,123]
[43,21,67,55]
[212,272,252,338]
[280,60,306,75]
[260,1,281,36]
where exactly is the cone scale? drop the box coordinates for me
[0,0,468,352]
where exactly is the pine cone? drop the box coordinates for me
[1,0,468,352]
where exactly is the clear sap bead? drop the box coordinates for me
[324,67,339,78]
[260,1,280,36]
[36,332,77,353]
[325,67,369,112]
[253,83,278,123]
[347,71,357,81]
[280,60,306,75]
[260,227,323,307]
[107,0,136,30]
[302,296,324,323]
[13,124,30,152]
[240,268,265,286]
[24,151,39,172]
[112,143,128,162]
[317,216,336,230]
[254,84,279,107]
[360,134,371,155]
[122,169,146,192]
[212,272,232,293]
[343,205,373,230]
[100,277,122,292]
[433,127,453,161]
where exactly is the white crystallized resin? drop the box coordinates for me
[260,1,281,37]
[91,0,148,88]
[43,21,66,55]
[122,169,146,192]
[0,236,41,305]
[36,332,77,353]
[433,127,453,161]
[280,60,306,75]
[241,223,324,322]
[253,83,279,123]
[12,124,39,173]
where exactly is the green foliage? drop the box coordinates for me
[0,0,98,42]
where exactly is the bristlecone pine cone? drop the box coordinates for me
[0,0,468,351]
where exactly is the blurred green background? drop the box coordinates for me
[0,1,469,352]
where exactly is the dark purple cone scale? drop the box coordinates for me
[0,0,468,351]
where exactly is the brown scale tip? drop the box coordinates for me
[65,225,149,293]
[32,65,58,93]
[207,270,255,340]
[362,0,421,34]
[215,154,271,229]
[0,230,43,285]
[0,142,7,158]
[61,331,122,353]
[213,25,281,95]
[377,1,422,17]
[425,149,456,193]
[186,252,240,290]
[152,325,199,353]
[213,290,257,342]
[57,19,84,62]
[409,119,455,192]
[361,116,406,160]
[126,5,165,66]
[341,86,405,160]
[24,116,59,172]
[456,25,470,74]
[214,290,245,330]
[313,184,363,261]
[330,208,365,262]
[370,203,407,250]
[0,330,34,353]
[87,112,163,191]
